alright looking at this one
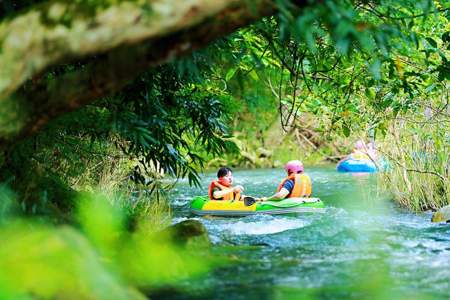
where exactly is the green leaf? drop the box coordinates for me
[369,59,382,80]
[249,70,259,80]
[365,87,376,99]
[442,32,450,43]
[225,68,237,81]
[438,50,448,63]
[381,98,393,109]
[437,65,450,81]
[342,124,350,137]
[425,83,436,93]
[444,9,450,21]
[425,37,437,48]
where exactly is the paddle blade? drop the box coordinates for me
[243,196,257,206]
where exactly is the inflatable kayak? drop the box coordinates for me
[190,196,325,217]
[336,158,378,173]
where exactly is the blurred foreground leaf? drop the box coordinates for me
[0,191,211,299]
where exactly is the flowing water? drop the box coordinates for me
[168,167,450,300]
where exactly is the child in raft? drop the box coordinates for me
[260,160,312,201]
[350,140,378,161]
[208,167,244,201]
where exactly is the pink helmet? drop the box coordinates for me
[285,160,304,174]
[354,140,365,150]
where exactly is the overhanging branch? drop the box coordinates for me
[0,0,312,147]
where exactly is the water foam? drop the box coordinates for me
[205,216,311,236]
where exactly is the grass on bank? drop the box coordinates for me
[377,119,449,211]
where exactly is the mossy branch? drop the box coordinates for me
[1,0,309,146]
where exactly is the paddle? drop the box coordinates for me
[243,196,260,206]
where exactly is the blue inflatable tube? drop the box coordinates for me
[336,159,378,173]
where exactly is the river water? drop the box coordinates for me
[168,167,450,300]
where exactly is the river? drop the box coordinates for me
[168,166,450,300]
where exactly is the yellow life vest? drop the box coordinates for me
[351,150,370,160]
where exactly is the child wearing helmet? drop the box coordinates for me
[261,160,312,201]
[208,167,244,201]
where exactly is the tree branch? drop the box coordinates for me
[0,0,309,147]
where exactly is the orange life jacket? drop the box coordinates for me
[277,173,312,198]
[208,180,240,201]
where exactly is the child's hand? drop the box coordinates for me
[234,185,244,193]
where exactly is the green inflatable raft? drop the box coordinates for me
[190,196,325,217]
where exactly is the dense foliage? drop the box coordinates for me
[220,0,449,136]
[207,1,449,196]
[1,60,239,215]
